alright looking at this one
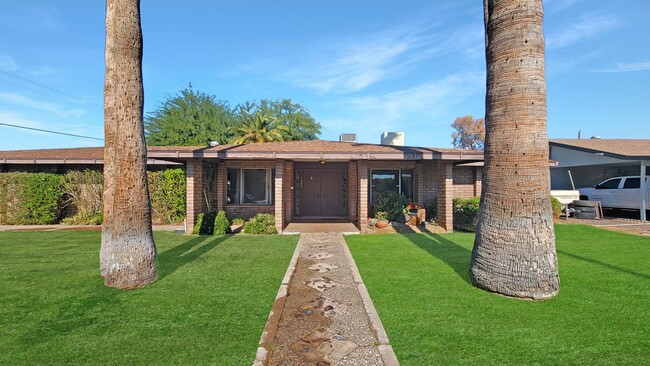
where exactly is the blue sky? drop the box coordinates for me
[1,0,649,151]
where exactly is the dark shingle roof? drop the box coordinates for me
[549,139,650,159]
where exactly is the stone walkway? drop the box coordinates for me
[254,233,398,365]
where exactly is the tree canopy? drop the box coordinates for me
[238,99,321,141]
[451,115,485,150]
[144,86,320,146]
[145,85,235,146]
[229,110,289,144]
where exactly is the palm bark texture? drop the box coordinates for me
[100,0,157,289]
[470,0,559,300]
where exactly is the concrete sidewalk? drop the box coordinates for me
[255,233,398,365]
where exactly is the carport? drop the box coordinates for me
[549,139,649,222]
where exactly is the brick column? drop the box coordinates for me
[348,161,358,223]
[274,160,284,233]
[284,161,294,225]
[216,161,226,211]
[474,167,483,197]
[414,161,424,203]
[437,161,454,232]
[185,158,203,234]
[358,160,369,227]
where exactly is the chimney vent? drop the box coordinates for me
[381,132,404,146]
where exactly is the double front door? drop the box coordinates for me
[295,166,347,218]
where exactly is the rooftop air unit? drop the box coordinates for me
[339,133,357,143]
[381,132,404,146]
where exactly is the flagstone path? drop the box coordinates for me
[254,233,399,366]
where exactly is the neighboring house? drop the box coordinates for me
[549,138,650,221]
[0,137,484,233]
[549,139,650,189]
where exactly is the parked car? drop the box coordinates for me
[578,176,650,210]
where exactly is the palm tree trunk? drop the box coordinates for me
[470,0,559,300]
[100,0,157,289]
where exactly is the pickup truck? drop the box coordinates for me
[578,176,650,210]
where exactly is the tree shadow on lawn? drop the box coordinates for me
[157,235,229,281]
[395,225,473,285]
[556,249,650,280]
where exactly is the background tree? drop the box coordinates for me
[470,0,559,300]
[237,99,321,141]
[145,84,235,146]
[229,110,289,144]
[451,115,485,150]
[101,0,157,289]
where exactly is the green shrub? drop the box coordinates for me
[453,196,481,231]
[231,217,245,226]
[551,196,563,219]
[0,173,64,224]
[148,169,186,224]
[374,211,388,220]
[244,213,277,235]
[213,210,230,235]
[192,211,218,235]
[62,170,104,225]
[373,191,410,221]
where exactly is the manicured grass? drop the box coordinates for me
[347,225,649,365]
[0,231,297,365]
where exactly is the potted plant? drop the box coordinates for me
[375,211,389,228]
[403,202,423,225]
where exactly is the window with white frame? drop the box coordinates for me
[227,168,274,205]
[370,169,413,203]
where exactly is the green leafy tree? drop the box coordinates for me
[237,99,321,141]
[145,84,235,146]
[229,110,289,144]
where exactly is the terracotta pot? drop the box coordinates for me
[375,219,388,228]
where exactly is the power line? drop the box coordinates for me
[0,122,104,141]
[0,70,101,106]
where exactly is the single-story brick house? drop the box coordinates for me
[0,138,484,233]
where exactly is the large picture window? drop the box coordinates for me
[227,168,274,205]
[370,169,413,203]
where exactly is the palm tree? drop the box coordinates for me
[229,111,289,144]
[100,0,157,289]
[470,0,559,300]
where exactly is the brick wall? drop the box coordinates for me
[274,160,284,232]
[224,205,273,220]
[453,166,476,198]
[185,158,203,233]
[437,161,454,232]
[358,160,368,227]
[418,160,440,208]
[216,161,226,211]
[284,161,294,225]
[348,161,358,223]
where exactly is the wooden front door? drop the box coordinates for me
[295,166,347,218]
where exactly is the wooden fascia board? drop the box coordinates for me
[549,142,650,160]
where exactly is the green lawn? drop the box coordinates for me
[346,225,649,365]
[0,231,297,365]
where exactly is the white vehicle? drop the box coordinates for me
[578,176,650,210]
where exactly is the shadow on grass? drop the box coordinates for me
[394,224,473,285]
[557,249,650,280]
[157,235,229,281]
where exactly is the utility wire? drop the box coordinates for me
[0,122,104,141]
[0,70,101,106]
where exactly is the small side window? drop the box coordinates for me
[596,178,621,189]
[623,178,640,189]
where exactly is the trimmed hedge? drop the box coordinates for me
[213,210,230,235]
[453,196,480,231]
[0,169,186,225]
[148,169,186,224]
[244,213,277,235]
[0,173,64,224]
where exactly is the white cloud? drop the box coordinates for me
[0,92,87,118]
[591,61,650,73]
[235,17,484,95]
[0,53,18,71]
[319,72,484,145]
[546,13,621,50]
[543,0,583,12]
